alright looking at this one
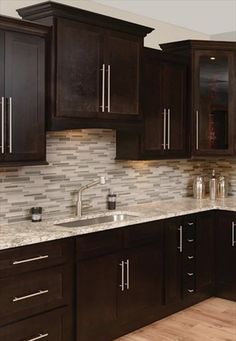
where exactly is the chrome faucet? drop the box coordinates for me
[76,176,106,217]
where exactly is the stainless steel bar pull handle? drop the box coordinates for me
[100,64,105,112]
[196,110,199,150]
[13,255,49,265]
[232,221,236,247]
[119,261,125,291]
[27,333,49,341]
[178,225,183,253]
[167,108,170,150]
[9,97,12,153]
[125,259,130,290]
[188,255,194,260]
[107,64,111,112]
[162,109,166,150]
[13,289,49,302]
[1,97,4,154]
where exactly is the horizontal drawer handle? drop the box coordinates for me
[187,272,194,276]
[13,255,49,265]
[187,239,194,243]
[188,289,195,293]
[187,255,194,260]
[13,289,49,302]
[27,333,49,341]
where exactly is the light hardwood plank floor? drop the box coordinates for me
[116,298,236,341]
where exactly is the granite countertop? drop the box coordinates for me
[1,197,236,251]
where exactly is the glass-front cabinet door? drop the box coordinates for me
[193,50,235,155]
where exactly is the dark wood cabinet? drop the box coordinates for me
[215,210,236,301]
[76,221,163,341]
[116,48,188,159]
[77,253,118,341]
[195,211,214,295]
[164,217,182,305]
[0,238,74,339]
[18,1,153,131]
[0,16,47,166]
[161,40,236,157]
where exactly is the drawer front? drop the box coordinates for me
[0,238,74,278]
[183,254,195,273]
[124,220,163,248]
[76,229,123,260]
[0,265,72,325]
[0,307,73,341]
[183,276,196,296]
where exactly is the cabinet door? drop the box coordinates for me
[193,50,235,156]
[195,212,214,294]
[105,31,140,116]
[215,211,236,301]
[164,217,182,305]
[142,50,163,155]
[0,30,5,162]
[162,60,188,157]
[56,18,103,118]
[117,243,163,322]
[4,31,45,162]
[77,253,118,341]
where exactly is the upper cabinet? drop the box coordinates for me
[0,16,48,166]
[161,40,236,157]
[116,48,188,159]
[18,1,153,131]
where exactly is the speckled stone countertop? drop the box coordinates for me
[1,197,236,251]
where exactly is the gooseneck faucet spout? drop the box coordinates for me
[76,176,106,218]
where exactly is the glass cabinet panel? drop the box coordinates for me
[195,51,233,153]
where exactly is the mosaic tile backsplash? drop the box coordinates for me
[1,129,236,223]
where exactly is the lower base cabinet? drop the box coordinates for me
[215,210,236,301]
[0,210,236,341]
[76,222,163,341]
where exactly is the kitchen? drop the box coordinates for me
[0,0,236,340]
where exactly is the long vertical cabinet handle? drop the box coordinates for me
[196,110,199,150]
[9,97,13,153]
[162,109,166,150]
[1,97,4,154]
[167,108,171,150]
[125,259,130,290]
[100,64,105,112]
[119,261,125,291]
[232,221,236,247]
[178,225,183,253]
[107,64,111,112]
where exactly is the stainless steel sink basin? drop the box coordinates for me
[56,213,138,228]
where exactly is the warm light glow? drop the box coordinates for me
[210,57,216,60]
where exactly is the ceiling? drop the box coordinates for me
[93,0,236,35]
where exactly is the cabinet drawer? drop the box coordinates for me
[0,238,74,278]
[76,229,123,260]
[0,265,72,325]
[183,276,196,296]
[0,307,72,341]
[124,220,163,248]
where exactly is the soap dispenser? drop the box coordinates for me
[209,170,217,201]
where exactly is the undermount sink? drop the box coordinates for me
[56,213,138,228]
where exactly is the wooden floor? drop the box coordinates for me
[116,298,236,341]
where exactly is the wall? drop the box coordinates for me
[1,129,236,224]
[0,0,209,48]
[211,31,236,41]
